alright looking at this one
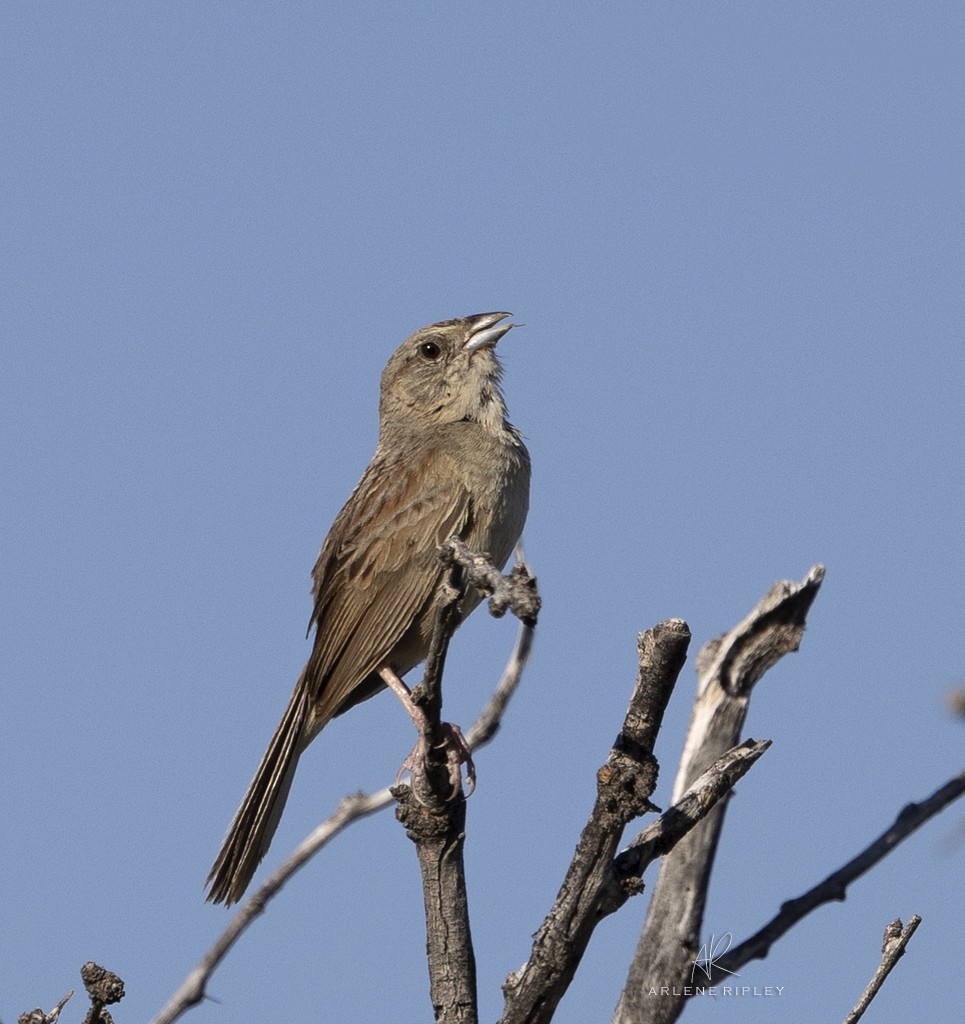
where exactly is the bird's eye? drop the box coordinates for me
[418,341,442,360]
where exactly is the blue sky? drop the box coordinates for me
[3,3,963,1022]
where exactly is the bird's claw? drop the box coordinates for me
[439,721,475,799]
[397,721,476,800]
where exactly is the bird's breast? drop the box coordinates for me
[450,429,530,573]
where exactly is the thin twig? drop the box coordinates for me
[466,618,535,749]
[150,792,389,1024]
[606,739,771,912]
[843,916,921,1023]
[150,617,534,1024]
[18,988,74,1024]
[705,771,965,981]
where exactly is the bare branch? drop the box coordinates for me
[676,563,825,800]
[466,619,534,749]
[393,781,477,1024]
[395,544,540,1023]
[708,771,965,980]
[614,566,824,1024]
[843,916,922,1024]
[393,548,542,1023]
[606,739,771,913]
[407,575,468,804]
[18,989,74,1024]
[28,964,124,1024]
[499,620,691,1024]
[150,616,534,1024]
[393,570,480,1024]
[441,538,541,626]
[151,791,390,1024]
[79,962,125,1024]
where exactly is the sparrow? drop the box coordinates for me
[207,312,530,904]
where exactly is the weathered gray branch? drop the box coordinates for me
[23,964,124,1024]
[606,738,771,914]
[18,988,74,1024]
[613,565,824,1024]
[494,738,771,1024]
[495,732,770,1024]
[394,782,477,1024]
[706,769,965,981]
[150,791,392,1024]
[406,575,468,803]
[498,620,691,1024]
[843,916,922,1024]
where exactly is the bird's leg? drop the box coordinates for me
[378,665,428,728]
[378,665,476,796]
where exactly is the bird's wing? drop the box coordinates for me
[305,441,471,721]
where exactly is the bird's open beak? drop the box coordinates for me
[464,312,516,352]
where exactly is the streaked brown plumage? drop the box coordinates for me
[206,312,530,904]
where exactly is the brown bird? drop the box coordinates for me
[207,312,530,904]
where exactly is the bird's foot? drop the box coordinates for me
[438,721,476,797]
[396,721,476,799]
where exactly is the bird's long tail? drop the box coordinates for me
[206,673,316,905]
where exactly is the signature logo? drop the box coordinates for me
[691,932,740,983]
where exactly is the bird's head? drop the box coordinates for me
[379,312,516,435]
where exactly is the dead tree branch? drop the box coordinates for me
[498,620,691,1024]
[393,576,480,1024]
[392,549,539,1024]
[18,989,74,1024]
[23,964,124,1024]
[442,538,541,626]
[704,771,965,981]
[496,733,770,1024]
[843,916,921,1023]
[606,738,771,914]
[613,565,824,1024]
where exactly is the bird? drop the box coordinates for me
[206,312,531,905]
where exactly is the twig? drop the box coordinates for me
[613,566,824,1024]
[150,792,390,1024]
[843,916,921,1023]
[466,618,534,749]
[150,615,535,1024]
[606,739,771,912]
[705,770,965,980]
[18,989,74,1024]
[499,620,691,1024]
[441,539,541,626]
